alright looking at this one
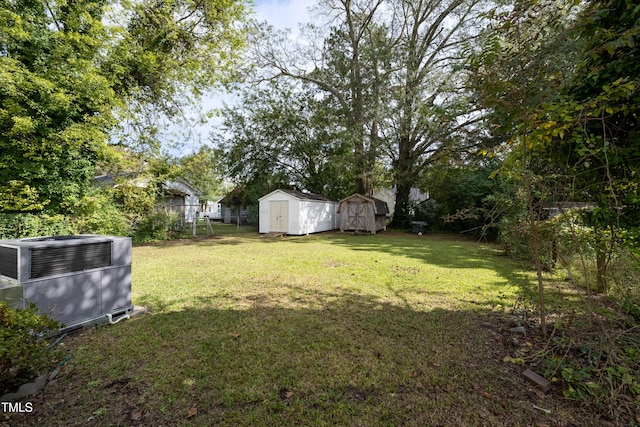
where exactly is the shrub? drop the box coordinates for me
[74,188,131,236]
[0,302,63,395]
[0,213,75,239]
[133,211,181,242]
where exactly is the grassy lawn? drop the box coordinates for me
[10,226,597,426]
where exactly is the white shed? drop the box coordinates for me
[259,189,339,235]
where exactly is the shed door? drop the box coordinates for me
[347,201,366,230]
[269,201,289,232]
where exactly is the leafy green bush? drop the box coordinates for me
[133,211,181,242]
[0,302,63,395]
[0,213,75,239]
[74,188,131,236]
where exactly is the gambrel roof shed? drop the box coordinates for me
[337,194,389,234]
[259,189,339,235]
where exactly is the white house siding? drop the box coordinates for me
[374,186,430,219]
[202,197,223,220]
[164,179,200,223]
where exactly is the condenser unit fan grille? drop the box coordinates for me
[30,242,112,279]
[0,246,18,279]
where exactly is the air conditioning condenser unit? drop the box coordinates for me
[0,235,133,330]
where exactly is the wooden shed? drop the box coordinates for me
[259,189,339,235]
[337,194,389,234]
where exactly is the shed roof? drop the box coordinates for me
[260,189,335,202]
[338,194,390,215]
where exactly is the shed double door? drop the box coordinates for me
[346,201,367,231]
[269,201,289,232]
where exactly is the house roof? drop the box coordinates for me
[337,194,390,215]
[164,178,201,197]
[260,189,334,202]
[94,173,141,187]
[542,202,595,210]
[94,174,202,197]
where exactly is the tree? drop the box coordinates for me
[472,0,639,290]
[422,158,515,239]
[215,80,355,200]
[249,0,390,195]
[249,0,491,227]
[526,0,640,290]
[0,0,116,213]
[0,0,249,214]
[384,0,491,228]
[178,146,226,201]
[106,0,248,156]
[468,0,584,336]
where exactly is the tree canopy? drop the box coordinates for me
[228,0,492,227]
[0,0,249,214]
[215,80,355,201]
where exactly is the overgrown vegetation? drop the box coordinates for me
[497,206,640,423]
[0,0,249,216]
[1,0,638,423]
[0,302,63,395]
[0,214,74,239]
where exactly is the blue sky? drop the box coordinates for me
[174,0,315,155]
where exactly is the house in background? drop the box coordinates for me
[95,174,202,224]
[337,194,389,234]
[158,178,201,224]
[201,196,224,220]
[374,186,430,219]
[542,202,595,219]
[219,188,253,225]
[259,189,339,235]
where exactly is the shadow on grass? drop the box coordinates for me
[134,230,585,313]
[317,232,586,310]
[12,288,595,427]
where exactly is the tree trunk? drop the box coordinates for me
[389,133,416,229]
[391,181,412,229]
[595,240,608,293]
[523,134,546,339]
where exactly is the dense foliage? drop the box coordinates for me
[0,0,116,213]
[239,0,491,228]
[0,302,63,395]
[421,160,518,240]
[0,0,248,219]
[216,80,356,202]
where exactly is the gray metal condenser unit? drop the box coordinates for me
[0,235,133,329]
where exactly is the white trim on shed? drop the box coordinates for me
[259,189,339,235]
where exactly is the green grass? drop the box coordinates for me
[135,228,525,312]
[10,227,597,426]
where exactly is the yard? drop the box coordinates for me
[9,227,601,426]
